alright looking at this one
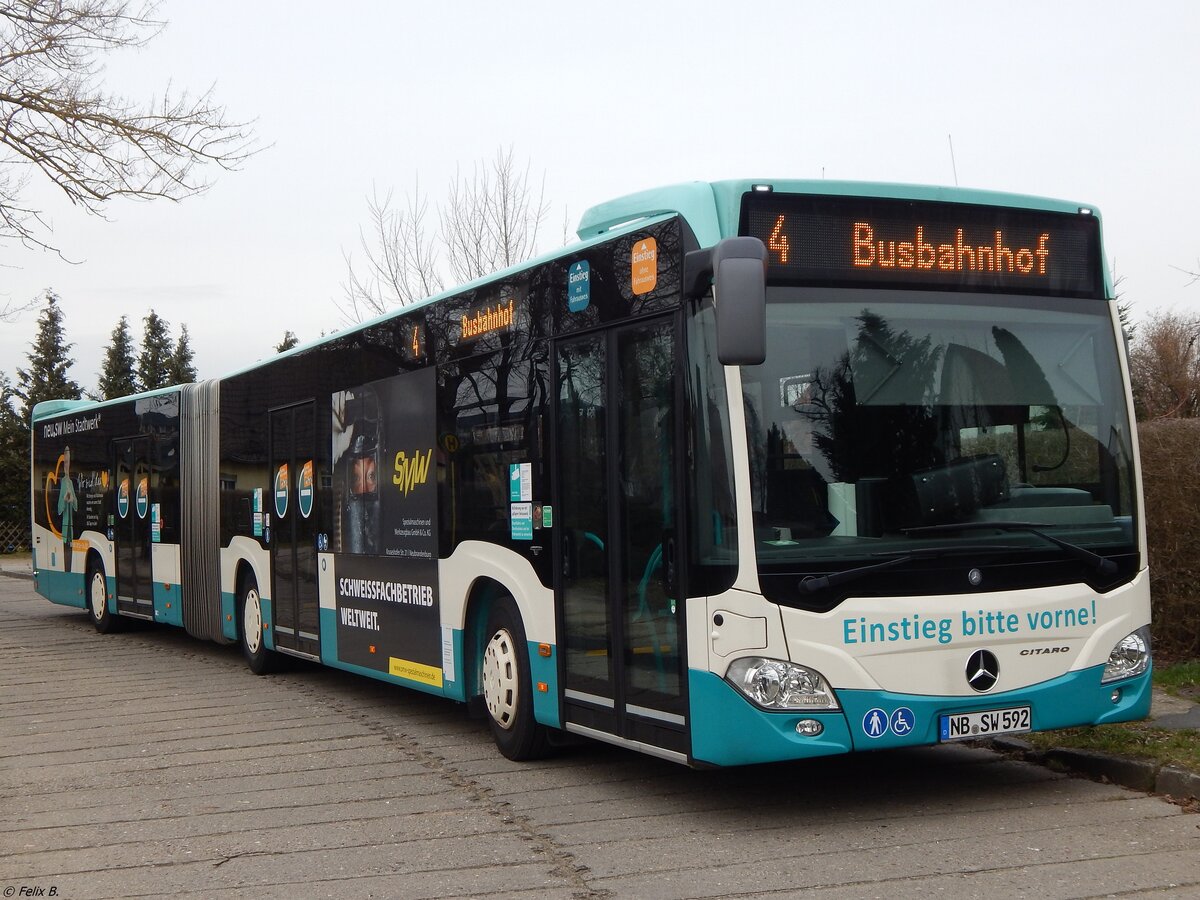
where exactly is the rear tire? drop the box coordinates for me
[86,558,120,634]
[481,596,550,761]
[239,575,279,675]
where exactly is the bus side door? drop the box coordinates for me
[554,313,687,756]
[114,437,154,618]
[269,401,320,659]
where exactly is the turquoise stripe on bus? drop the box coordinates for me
[317,607,452,699]
[837,664,1152,752]
[689,664,1152,766]
[152,582,183,627]
[528,640,561,729]
[261,597,275,650]
[310,613,559,723]
[688,669,854,766]
[318,606,337,663]
[34,569,87,609]
[220,592,237,641]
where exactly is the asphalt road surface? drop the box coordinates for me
[2,577,1198,899]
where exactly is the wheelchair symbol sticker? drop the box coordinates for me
[862,707,889,738]
[890,707,915,737]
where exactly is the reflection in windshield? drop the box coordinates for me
[742,292,1136,566]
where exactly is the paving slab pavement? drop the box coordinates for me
[2,568,1199,899]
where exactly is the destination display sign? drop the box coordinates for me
[458,296,516,342]
[740,193,1103,298]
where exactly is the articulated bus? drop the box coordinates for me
[31,180,1151,766]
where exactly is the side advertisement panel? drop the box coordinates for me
[33,411,108,574]
[331,367,441,685]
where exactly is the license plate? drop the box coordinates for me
[939,706,1031,741]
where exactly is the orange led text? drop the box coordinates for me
[852,223,1050,275]
[461,298,515,340]
[768,215,789,264]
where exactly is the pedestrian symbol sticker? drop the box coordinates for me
[863,707,889,738]
[890,707,915,737]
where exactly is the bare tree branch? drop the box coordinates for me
[441,145,547,284]
[1170,260,1200,288]
[1128,311,1200,420]
[1,0,256,254]
[338,181,444,323]
[339,147,549,323]
[0,289,37,321]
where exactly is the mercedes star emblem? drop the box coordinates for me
[966,649,1000,692]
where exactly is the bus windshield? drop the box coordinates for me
[741,288,1137,572]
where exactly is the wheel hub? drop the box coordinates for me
[482,628,519,729]
[90,571,106,619]
[243,589,263,653]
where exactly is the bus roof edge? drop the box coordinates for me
[577,182,721,246]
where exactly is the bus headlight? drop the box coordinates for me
[726,657,840,710]
[1101,626,1151,683]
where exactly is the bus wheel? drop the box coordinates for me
[481,596,550,761]
[239,575,279,675]
[86,558,120,634]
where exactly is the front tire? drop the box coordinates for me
[86,558,120,634]
[239,575,279,675]
[481,596,550,760]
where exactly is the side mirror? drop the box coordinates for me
[686,237,768,366]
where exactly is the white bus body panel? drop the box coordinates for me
[775,570,1151,695]
[221,536,272,601]
[439,540,555,644]
[32,523,114,576]
[151,541,181,586]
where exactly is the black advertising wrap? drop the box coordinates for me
[331,366,442,684]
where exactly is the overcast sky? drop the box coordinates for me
[3,1,1199,391]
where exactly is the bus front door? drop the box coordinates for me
[555,315,687,757]
[114,437,154,618]
[269,402,320,659]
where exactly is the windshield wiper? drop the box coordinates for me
[902,521,1118,576]
[798,544,1023,594]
